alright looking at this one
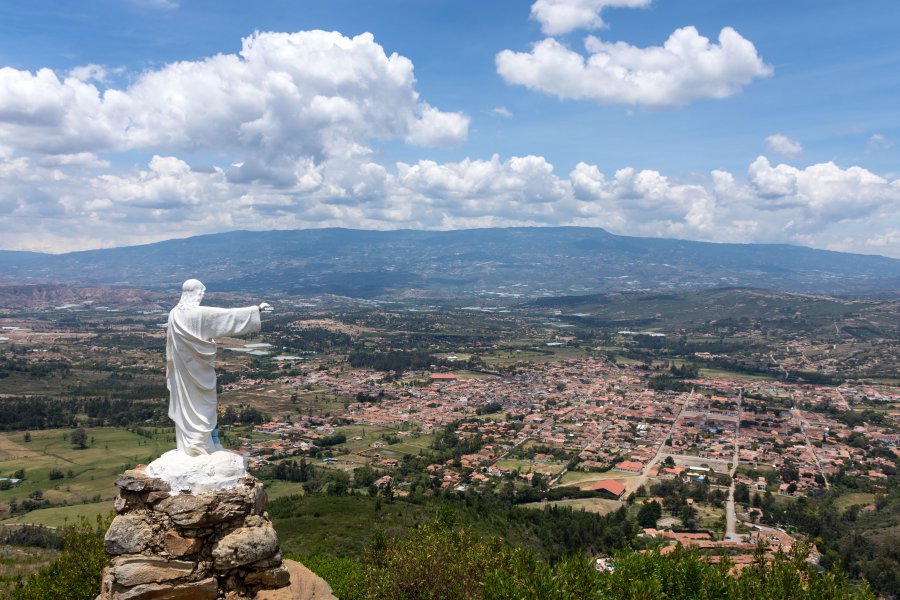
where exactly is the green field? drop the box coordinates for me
[496,458,567,476]
[272,494,433,558]
[558,470,636,489]
[496,458,533,471]
[0,423,440,528]
[694,503,726,533]
[386,435,436,454]
[834,492,876,511]
[220,383,351,421]
[0,427,171,522]
[323,425,402,455]
[449,370,495,381]
[0,541,61,597]
[521,497,621,515]
[261,480,308,501]
[698,368,776,382]
[0,501,113,528]
[483,346,590,367]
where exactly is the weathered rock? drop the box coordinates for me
[162,531,202,557]
[103,466,291,598]
[115,577,217,600]
[255,560,337,600]
[116,470,170,493]
[244,566,291,588]
[251,551,284,569]
[104,515,153,555]
[156,493,216,527]
[251,483,267,515]
[210,493,248,521]
[99,566,113,600]
[145,491,170,504]
[114,493,149,514]
[244,514,266,528]
[111,556,195,587]
[212,523,280,569]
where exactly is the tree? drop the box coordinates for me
[11,515,111,600]
[71,428,88,449]
[531,473,548,491]
[662,456,676,468]
[638,501,663,528]
[23,431,31,442]
[780,462,799,483]
[735,483,751,504]
[311,518,875,600]
[353,465,379,488]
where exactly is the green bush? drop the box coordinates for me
[302,555,366,600]
[9,510,874,600]
[364,522,510,599]
[304,517,874,600]
[11,514,111,600]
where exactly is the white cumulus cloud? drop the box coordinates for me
[530,0,652,35]
[765,133,803,158]
[867,133,894,153]
[37,152,109,168]
[405,104,470,147]
[397,154,570,212]
[131,0,179,10]
[5,145,898,257]
[746,156,898,227]
[68,64,109,83]
[0,30,468,184]
[497,26,772,108]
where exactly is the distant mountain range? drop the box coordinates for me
[2,227,899,298]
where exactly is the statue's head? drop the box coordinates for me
[177,279,206,308]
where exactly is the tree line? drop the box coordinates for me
[0,396,167,430]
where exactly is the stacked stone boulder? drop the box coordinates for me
[100,465,290,600]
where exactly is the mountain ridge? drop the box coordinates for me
[2,227,898,297]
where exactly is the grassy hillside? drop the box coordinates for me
[0,428,168,522]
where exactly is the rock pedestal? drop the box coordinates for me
[100,465,290,600]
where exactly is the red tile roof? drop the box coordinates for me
[591,479,626,497]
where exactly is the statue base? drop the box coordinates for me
[100,464,292,600]
[145,450,249,495]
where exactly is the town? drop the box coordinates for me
[0,288,897,595]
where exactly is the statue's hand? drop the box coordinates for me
[258,302,272,311]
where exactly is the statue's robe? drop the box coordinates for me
[166,304,260,456]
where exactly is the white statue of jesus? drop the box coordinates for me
[166,279,270,456]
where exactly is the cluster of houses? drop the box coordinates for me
[640,525,810,572]
[222,356,895,500]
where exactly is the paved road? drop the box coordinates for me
[625,388,694,494]
[548,419,609,487]
[725,390,744,541]
[770,352,789,379]
[791,397,830,489]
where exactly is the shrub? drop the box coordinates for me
[11,514,111,600]
[304,517,874,600]
[302,555,366,600]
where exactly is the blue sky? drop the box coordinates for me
[0,0,898,256]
